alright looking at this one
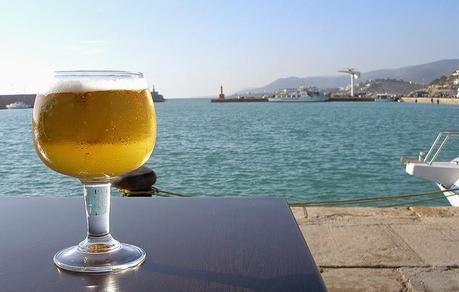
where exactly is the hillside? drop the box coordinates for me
[363,59,459,84]
[355,79,424,96]
[236,59,459,94]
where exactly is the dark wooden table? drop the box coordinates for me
[0,197,326,291]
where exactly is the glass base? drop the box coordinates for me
[54,238,146,273]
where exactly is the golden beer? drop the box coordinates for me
[33,89,156,180]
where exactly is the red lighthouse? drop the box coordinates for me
[218,85,225,100]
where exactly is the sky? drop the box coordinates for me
[0,0,458,97]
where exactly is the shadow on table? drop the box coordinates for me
[146,262,324,291]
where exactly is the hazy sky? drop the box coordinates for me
[1,0,458,97]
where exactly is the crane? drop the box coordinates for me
[339,68,361,97]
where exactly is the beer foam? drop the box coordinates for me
[46,77,148,94]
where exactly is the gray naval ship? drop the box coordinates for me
[151,87,165,102]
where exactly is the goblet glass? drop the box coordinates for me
[33,70,156,272]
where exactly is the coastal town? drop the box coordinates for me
[214,67,459,103]
[335,69,459,100]
[2,63,459,108]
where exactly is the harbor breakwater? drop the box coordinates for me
[401,97,459,105]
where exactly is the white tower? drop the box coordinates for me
[339,68,361,97]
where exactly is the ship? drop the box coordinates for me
[268,86,328,102]
[5,101,31,109]
[151,87,165,102]
[374,93,396,102]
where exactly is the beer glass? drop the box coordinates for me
[33,71,156,273]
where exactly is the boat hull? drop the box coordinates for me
[6,105,31,109]
[437,184,459,207]
[405,160,459,207]
[374,98,395,102]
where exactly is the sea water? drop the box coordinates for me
[1,99,458,206]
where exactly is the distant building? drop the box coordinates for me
[453,70,459,98]
[424,68,459,98]
[408,89,429,97]
[429,85,454,98]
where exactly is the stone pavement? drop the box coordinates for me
[291,207,459,292]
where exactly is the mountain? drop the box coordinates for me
[235,59,459,94]
[362,59,459,84]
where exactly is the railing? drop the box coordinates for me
[424,131,459,165]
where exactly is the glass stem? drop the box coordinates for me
[84,183,111,236]
[80,183,119,253]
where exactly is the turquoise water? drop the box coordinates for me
[1,100,458,205]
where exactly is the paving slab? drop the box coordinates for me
[290,206,306,219]
[299,224,424,267]
[300,207,419,225]
[410,207,459,218]
[320,268,404,292]
[391,224,459,266]
[293,207,459,291]
[400,268,459,292]
[410,207,459,226]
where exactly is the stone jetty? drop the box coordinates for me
[292,206,459,291]
[400,97,459,105]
